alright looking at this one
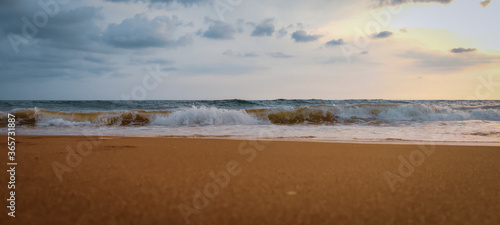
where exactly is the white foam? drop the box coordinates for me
[37,118,93,127]
[151,106,261,126]
[332,104,500,121]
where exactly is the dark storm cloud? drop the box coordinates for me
[372,31,393,39]
[104,14,192,49]
[1,0,197,84]
[201,18,236,40]
[325,39,345,46]
[291,30,323,42]
[0,0,118,82]
[1,1,103,53]
[450,48,477,53]
[378,0,453,6]
[251,18,275,37]
[0,43,118,82]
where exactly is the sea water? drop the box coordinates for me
[1,100,499,145]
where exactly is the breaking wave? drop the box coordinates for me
[151,106,260,126]
[1,103,499,127]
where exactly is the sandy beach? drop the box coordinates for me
[1,135,499,225]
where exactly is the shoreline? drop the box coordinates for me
[4,134,500,146]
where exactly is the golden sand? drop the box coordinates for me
[1,136,499,224]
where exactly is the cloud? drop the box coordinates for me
[479,0,492,7]
[325,39,345,46]
[251,18,275,37]
[242,52,259,57]
[202,19,236,40]
[277,27,288,38]
[323,56,349,64]
[236,19,246,33]
[291,30,323,42]
[0,42,117,82]
[104,14,192,49]
[146,59,175,64]
[161,67,178,71]
[267,52,294,58]
[223,50,259,57]
[0,0,118,82]
[37,7,102,44]
[378,0,453,6]
[182,63,264,76]
[1,2,103,52]
[372,31,393,39]
[450,48,477,53]
[400,50,497,71]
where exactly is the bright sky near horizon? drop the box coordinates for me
[1,0,499,100]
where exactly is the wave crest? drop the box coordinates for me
[1,103,499,127]
[152,106,260,126]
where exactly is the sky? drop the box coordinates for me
[0,0,499,100]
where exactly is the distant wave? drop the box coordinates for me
[468,131,500,137]
[1,103,499,127]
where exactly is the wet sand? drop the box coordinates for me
[1,135,499,225]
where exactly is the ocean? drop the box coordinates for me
[1,99,499,145]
